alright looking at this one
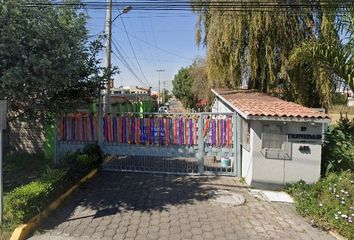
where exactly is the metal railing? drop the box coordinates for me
[55,112,239,176]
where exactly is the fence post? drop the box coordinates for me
[197,113,204,174]
[54,116,59,165]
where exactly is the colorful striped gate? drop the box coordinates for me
[55,112,240,176]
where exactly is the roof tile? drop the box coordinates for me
[213,89,329,119]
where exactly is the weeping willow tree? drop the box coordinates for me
[192,0,346,108]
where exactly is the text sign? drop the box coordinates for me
[0,100,7,130]
[288,133,322,142]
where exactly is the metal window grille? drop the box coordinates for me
[262,124,291,160]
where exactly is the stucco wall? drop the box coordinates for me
[249,120,323,187]
[241,121,253,184]
[211,98,233,113]
[213,95,325,188]
[241,146,252,184]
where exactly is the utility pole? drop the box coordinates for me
[162,80,167,104]
[158,80,160,107]
[104,3,132,113]
[104,0,113,113]
[157,69,164,108]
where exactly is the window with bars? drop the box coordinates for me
[262,124,291,160]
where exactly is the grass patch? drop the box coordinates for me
[287,171,354,239]
[328,105,354,124]
[0,144,102,239]
[1,168,69,239]
[3,153,51,193]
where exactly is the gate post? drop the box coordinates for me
[234,113,242,177]
[197,113,204,174]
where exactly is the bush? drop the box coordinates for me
[332,92,348,105]
[83,143,103,164]
[322,115,354,175]
[62,144,102,175]
[287,171,354,239]
[3,168,67,225]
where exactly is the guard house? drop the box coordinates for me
[211,89,330,188]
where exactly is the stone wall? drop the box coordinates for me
[3,119,45,154]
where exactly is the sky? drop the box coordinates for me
[86,5,205,91]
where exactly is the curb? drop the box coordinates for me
[10,169,98,240]
[329,230,348,240]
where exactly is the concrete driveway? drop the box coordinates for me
[29,172,335,240]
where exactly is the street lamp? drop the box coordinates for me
[104,3,132,113]
[112,5,132,22]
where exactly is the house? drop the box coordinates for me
[110,86,150,95]
[211,89,330,189]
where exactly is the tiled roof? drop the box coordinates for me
[212,89,329,119]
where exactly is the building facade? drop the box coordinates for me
[211,89,330,189]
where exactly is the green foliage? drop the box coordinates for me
[161,89,172,104]
[322,115,354,175]
[63,144,103,174]
[289,5,354,107]
[286,171,354,239]
[3,168,68,225]
[1,146,101,237]
[193,1,352,109]
[83,143,103,164]
[172,67,197,109]
[3,153,51,192]
[332,92,348,105]
[172,58,210,110]
[0,0,105,125]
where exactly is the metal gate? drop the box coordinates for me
[55,112,240,176]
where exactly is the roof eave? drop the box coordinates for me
[249,115,331,123]
[211,88,250,119]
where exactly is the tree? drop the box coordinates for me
[172,67,196,109]
[172,58,211,110]
[192,0,346,108]
[0,0,105,124]
[161,89,172,104]
[289,5,354,94]
[189,58,212,105]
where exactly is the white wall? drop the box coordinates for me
[211,98,233,113]
[284,122,322,183]
[249,120,323,187]
[213,96,324,188]
[241,146,252,184]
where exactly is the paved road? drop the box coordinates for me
[168,100,186,113]
[29,172,335,240]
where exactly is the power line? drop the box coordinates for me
[111,39,149,87]
[138,10,159,72]
[111,40,147,87]
[148,11,162,68]
[116,29,194,61]
[22,1,354,12]
[120,17,151,87]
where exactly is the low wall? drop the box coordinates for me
[4,120,45,154]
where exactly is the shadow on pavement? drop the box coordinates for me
[39,172,227,231]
